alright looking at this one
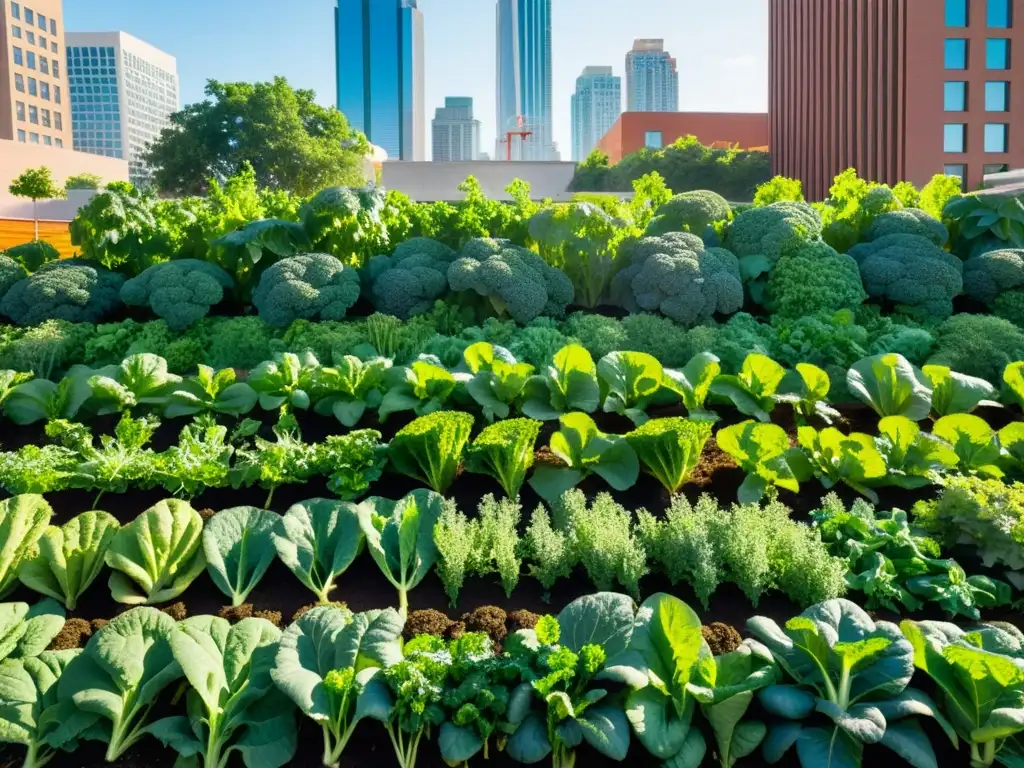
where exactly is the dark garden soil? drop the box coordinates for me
[0,403,1019,768]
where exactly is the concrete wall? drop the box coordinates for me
[381,160,578,201]
[0,139,129,219]
[597,112,770,164]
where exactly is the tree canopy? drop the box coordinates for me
[142,77,370,197]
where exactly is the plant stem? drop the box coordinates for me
[398,588,408,618]
[265,485,276,508]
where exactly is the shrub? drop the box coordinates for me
[252,252,361,327]
[3,240,60,271]
[120,259,234,330]
[0,261,124,326]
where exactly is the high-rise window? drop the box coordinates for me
[25,30,33,44]
[945,123,967,152]
[11,25,20,38]
[14,74,24,92]
[41,109,50,128]
[13,46,23,66]
[54,86,60,104]
[987,38,1011,67]
[40,82,49,100]
[945,81,968,110]
[944,163,968,180]
[985,123,1009,151]
[49,19,55,34]
[29,133,38,144]
[15,102,25,121]
[39,57,48,75]
[28,106,38,124]
[947,0,969,25]
[52,61,58,77]
[37,13,45,30]
[23,8,31,24]
[27,77,36,96]
[985,163,1010,174]
[55,138,62,148]
[39,37,46,50]
[54,113,62,130]
[986,81,1010,110]
[17,130,26,142]
[645,131,663,149]
[10,2,19,19]
[26,51,35,70]
[43,135,51,146]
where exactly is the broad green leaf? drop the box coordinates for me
[599,351,664,425]
[557,592,637,657]
[0,600,65,662]
[923,364,998,417]
[662,352,721,418]
[0,495,53,599]
[716,420,799,502]
[932,413,1003,478]
[847,353,932,421]
[202,507,279,606]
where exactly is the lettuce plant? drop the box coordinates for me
[3,369,94,425]
[0,444,78,496]
[597,350,663,425]
[999,421,1024,476]
[874,415,958,489]
[0,600,65,663]
[464,418,541,498]
[776,363,840,424]
[17,511,120,610]
[520,344,601,421]
[248,351,320,413]
[387,411,474,494]
[0,370,32,409]
[312,355,392,427]
[86,353,180,415]
[319,430,388,500]
[923,364,999,418]
[0,496,53,600]
[163,365,258,418]
[624,417,712,494]
[57,607,183,761]
[271,606,402,767]
[661,351,721,422]
[710,353,785,422]
[460,342,535,422]
[900,619,1024,767]
[357,490,443,615]
[149,616,298,768]
[505,593,637,768]
[847,353,932,420]
[105,498,207,605]
[932,413,1003,478]
[749,599,952,768]
[716,421,801,503]
[271,499,365,603]
[787,426,888,503]
[1003,360,1024,409]
[202,506,279,606]
[529,412,639,502]
[378,360,459,421]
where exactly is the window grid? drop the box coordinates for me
[987,38,1011,68]
[16,129,26,143]
[944,123,967,153]
[947,0,969,26]
[945,81,968,110]
[10,2,19,20]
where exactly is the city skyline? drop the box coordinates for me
[62,0,768,161]
[496,0,555,161]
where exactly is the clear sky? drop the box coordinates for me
[64,0,768,160]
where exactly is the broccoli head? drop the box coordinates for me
[864,209,949,247]
[0,255,27,301]
[253,253,361,327]
[764,240,867,319]
[609,232,743,325]
[963,249,1024,304]
[2,240,60,271]
[120,259,234,330]
[726,202,823,262]
[0,261,124,326]
[644,190,732,237]
[847,233,963,321]
[365,237,457,319]
[447,237,574,323]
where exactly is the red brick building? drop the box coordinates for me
[595,111,770,164]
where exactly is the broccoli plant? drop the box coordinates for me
[211,218,311,300]
[864,209,949,246]
[0,262,124,326]
[302,186,390,267]
[365,237,457,318]
[119,259,234,330]
[448,238,574,323]
[609,232,744,325]
[0,255,27,300]
[644,189,732,237]
[963,248,1024,312]
[764,240,866,318]
[253,253,361,327]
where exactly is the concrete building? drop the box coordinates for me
[625,39,679,113]
[0,0,71,149]
[382,160,576,201]
[571,66,621,161]
[496,0,555,161]
[335,0,425,162]
[432,97,480,162]
[65,31,178,185]
[770,0,1024,199]
[597,111,770,164]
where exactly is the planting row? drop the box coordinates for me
[1,590,1022,768]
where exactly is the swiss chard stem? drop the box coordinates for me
[398,588,408,618]
[265,485,276,508]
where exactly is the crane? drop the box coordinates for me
[502,115,533,161]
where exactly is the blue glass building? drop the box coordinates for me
[571,66,621,161]
[335,0,424,161]
[496,0,554,161]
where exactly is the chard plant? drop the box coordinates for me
[932,413,1004,478]
[163,364,259,418]
[0,599,66,663]
[3,367,95,426]
[923,364,999,418]
[787,426,888,503]
[378,360,459,421]
[661,351,721,422]
[874,415,959,489]
[710,353,786,422]
[87,353,180,415]
[776,363,840,424]
[847,353,932,421]
[520,344,601,421]
[248,351,320,413]
[0,370,32,409]
[716,420,801,503]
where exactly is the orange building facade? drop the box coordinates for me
[595,111,770,164]
[770,0,1024,200]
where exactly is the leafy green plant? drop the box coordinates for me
[271,606,402,767]
[248,351,320,413]
[787,426,888,503]
[387,411,474,494]
[520,344,601,421]
[776,363,840,424]
[460,342,534,422]
[932,413,1003,478]
[378,360,459,421]
[716,421,801,503]
[230,412,320,506]
[923,364,999,418]
[56,414,160,504]
[597,350,663,425]
[56,607,183,761]
[301,186,388,267]
[3,370,94,425]
[0,600,66,663]
[149,616,297,768]
[528,412,639,502]
[874,415,958,489]
[1003,360,1024,409]
[86,353,180,415]
[847,353,932,420]
[154,415,236,498]
[464,418,541,498]
[0,444,78,496]
[0,496,53,599]
[319,430,388,500]
[710,353,785,422]
[356,490,443,615]
[661,351,721,421]
[202,506,278,606]
[312,355,392,427]
[624,417,712,494]
[105,499,206,605]
[211,218,311,300]
[945,190,1024,256]
[164,365,258,418]
[749,599,953,768]
[17,511,119,610]
[271,498,365,603]
[0,370,32,409]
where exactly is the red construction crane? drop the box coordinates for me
[503,115,532,161]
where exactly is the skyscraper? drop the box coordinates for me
[335,0,425,161]
[432,97,480,162]
[65,31,179,184]
[626,39,679,112]
[571,66,621,161]
[495,0,554,161]
[1,0,71,149]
